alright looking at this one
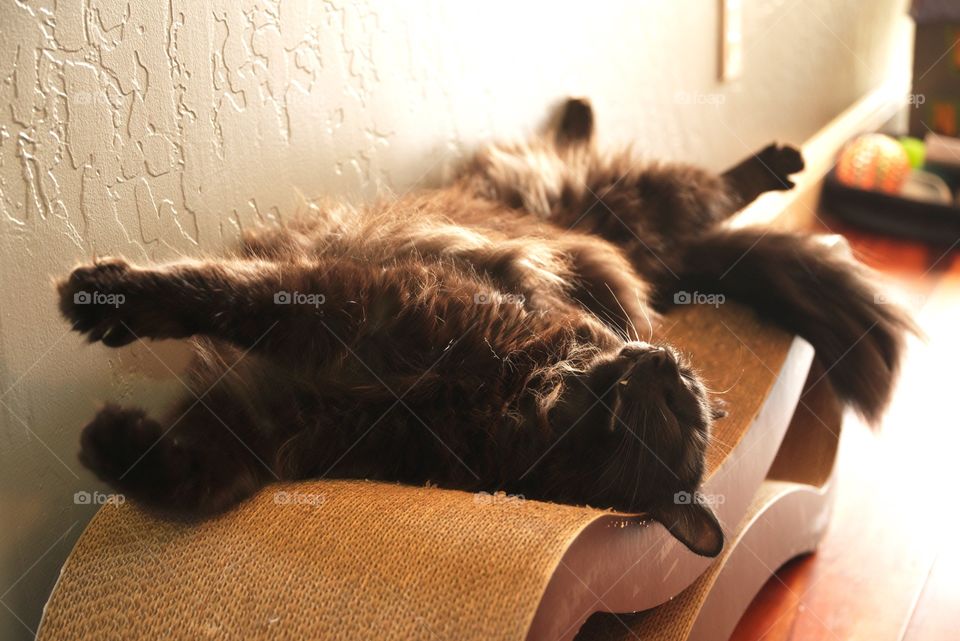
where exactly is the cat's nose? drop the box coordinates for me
[646,348,671,371]
[617,344,679,386]
[634,347,675,376]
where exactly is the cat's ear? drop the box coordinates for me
[650,498,724,557]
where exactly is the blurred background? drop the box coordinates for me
[2,1,953,639]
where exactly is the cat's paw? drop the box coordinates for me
[555,97,594,147]
[79,405,263,517]
[79,404,166,484]
[755,143,805,190]
[57,258,139,347]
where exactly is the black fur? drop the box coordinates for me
[56,99,913,557]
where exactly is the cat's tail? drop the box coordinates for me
[652,228,918,424]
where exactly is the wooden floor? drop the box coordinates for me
[730,222,960,641]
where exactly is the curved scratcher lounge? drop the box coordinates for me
[38,302,840,641]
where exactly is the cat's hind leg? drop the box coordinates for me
[721,143,805,210]
[462,98,805,251]
[551,97,805,216]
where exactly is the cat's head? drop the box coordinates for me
[547,341,724,556]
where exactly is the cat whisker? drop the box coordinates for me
[604,282,641,342]
[633,288,655,344]
[699,371,744,396]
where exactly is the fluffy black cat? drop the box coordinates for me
[57,99,913,556]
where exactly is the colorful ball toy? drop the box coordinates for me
[836,133,911,193]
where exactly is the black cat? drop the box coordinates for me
[57,99,913,556]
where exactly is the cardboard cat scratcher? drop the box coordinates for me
[37,299,843,641]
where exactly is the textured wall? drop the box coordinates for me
[0,0,910,637]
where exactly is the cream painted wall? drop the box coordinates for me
[0,0,911,637]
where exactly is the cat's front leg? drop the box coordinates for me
[57,257,294,350]
[79,401,269,516]
[57,258,145,347]
[57,257,528,372]
[56,257,259,347]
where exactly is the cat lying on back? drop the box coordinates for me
[57,99,913,556]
